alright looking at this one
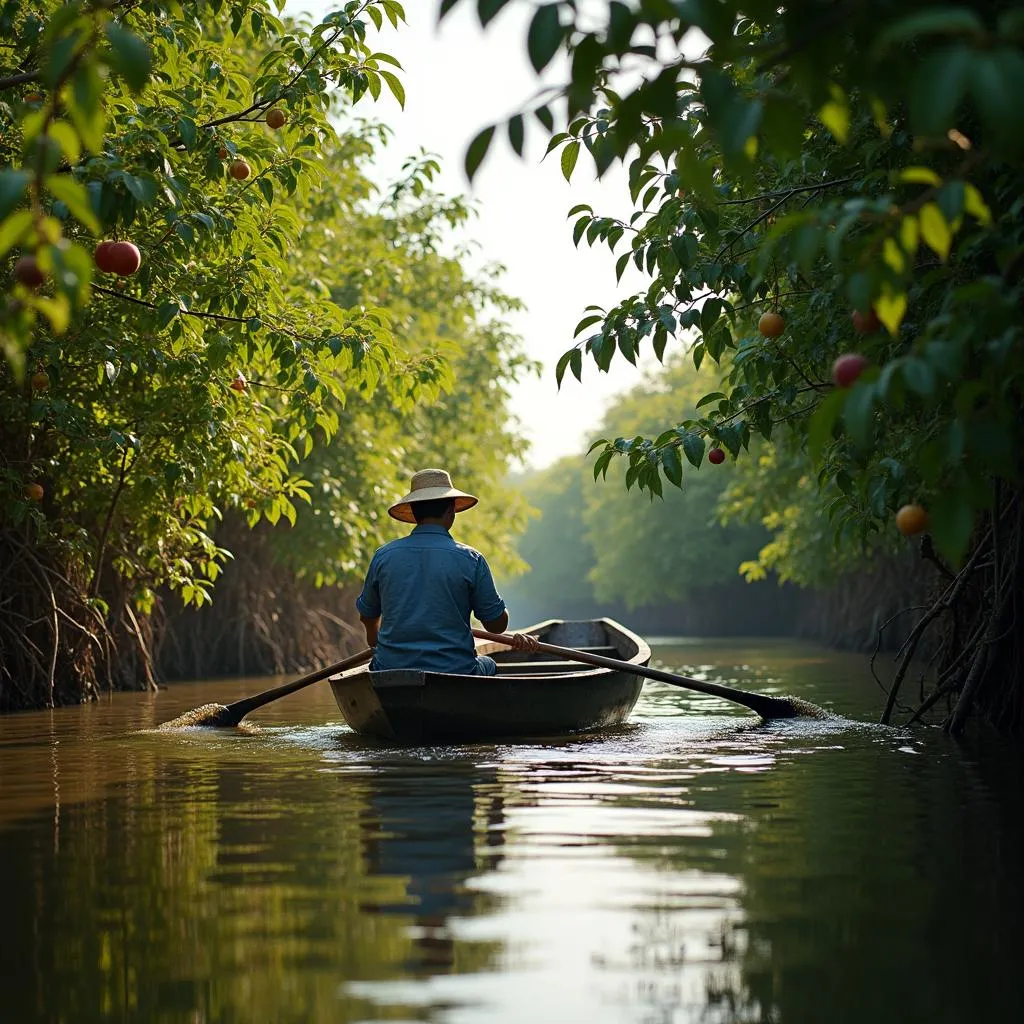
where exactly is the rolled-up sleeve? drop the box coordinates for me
[355,554,381,618]
[471,555,506,624]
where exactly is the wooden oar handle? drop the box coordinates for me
[225,646,373,718]
[472,628,802,719]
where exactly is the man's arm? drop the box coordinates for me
[481,609,508,634]
[359,613,380,649]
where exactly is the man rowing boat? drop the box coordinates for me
[356,469,539,674]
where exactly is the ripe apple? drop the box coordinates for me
[832,353,869,388]
[265,108,286,129]
[896,504,928,536]
[229,159,251,180]
[14,255,45,288]
[24,482,44,502]
[708,447,726,465]
[758,311,785,338]
[31,370,50,391]
[106,241,141,276]
[851,308,881,334]
[94,241,118,272]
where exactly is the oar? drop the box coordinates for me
[473,629,825,720]
[160,647,373,728]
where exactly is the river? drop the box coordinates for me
[1,638,1020,1023]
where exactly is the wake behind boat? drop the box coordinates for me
[328,618,651,743]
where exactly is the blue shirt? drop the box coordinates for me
[355,524,506,674]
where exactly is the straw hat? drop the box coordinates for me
[387,468,479,523]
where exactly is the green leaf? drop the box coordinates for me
[873,7,985,53]
[661,444,683,487]
[897,166,942,187]
[876,284,908,335]
[919,202,952,260]
[465,125,495,181]
[696,391,726,409]
[963,183,992,225]
[527,4,564,73]
[909,46,971,137]
[45,175,100,233]
[807,388,847,463]
[929,487,974,566]
[555,348,573,389]
[380,69,405,109]
[680,430,704,468]
[843,382,876,448]
[157,302,180,329]
[105,24,153,92]
[47,121,81,163]
[507,114,524,156]
[478,0,509,27]
[817,85,850,144]
[0,170,29,221]
[969,48,1024,151]
[0,209,32,258]
[902,357,936,397]
[69,63,105,153]
[561,140,580,181]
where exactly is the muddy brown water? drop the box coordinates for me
[1,638,1020,1023]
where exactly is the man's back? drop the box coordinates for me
[356,524,505,674]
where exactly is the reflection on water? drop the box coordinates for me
[1,639,1021,1023]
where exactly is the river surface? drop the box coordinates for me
[1,638,1021,1024]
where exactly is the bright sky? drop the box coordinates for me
[290,0,657,469]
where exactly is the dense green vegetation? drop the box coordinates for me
[503,356,792,635]
[0,1,533,707]
[451,0,1024,734]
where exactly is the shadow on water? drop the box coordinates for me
[0,638,1020,1023]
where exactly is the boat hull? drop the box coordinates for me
[329,618,650,744]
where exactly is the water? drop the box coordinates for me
[1,638,1020,1023]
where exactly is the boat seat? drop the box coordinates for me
[496,660,605,675]
[491,645,621,662]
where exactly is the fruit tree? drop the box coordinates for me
[446,0,1024,734]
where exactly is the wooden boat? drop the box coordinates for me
[328,618,651,743]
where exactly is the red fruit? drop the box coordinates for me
[14,255,45,288]
[265,108,286,129]
[30,371,50,391]
[229,159,251,180]
[217,146,228,159]
[758,311,785,338]
[94,241,118,273]
[107,241,141,276]
[832,353,870,388]
[708,447,726,465]
[851,308,881,334]
[229,375,247,392]
[24,482,44,502]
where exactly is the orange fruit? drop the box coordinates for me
[265,108,286,129]
[896,504,928,536]
[25,482,44,502]
[758,311,785,338]
[229,159,251,180]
